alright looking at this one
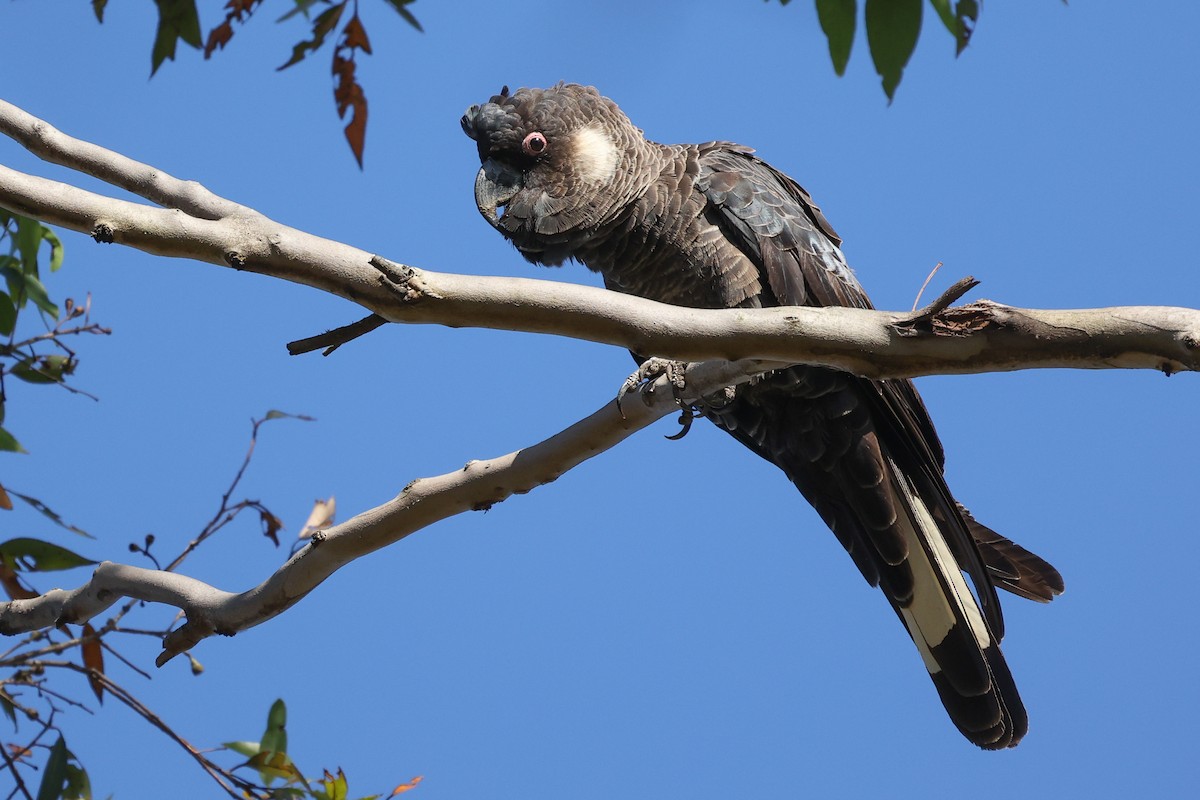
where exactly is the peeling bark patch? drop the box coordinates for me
[894,302,999,338]
[931,304,998,335]
[92,223,114,243]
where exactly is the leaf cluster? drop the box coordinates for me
[96,0,425,167]
[0,238,390,800]
[91,1,994,163]
[224,699,424,800]
[0,407,410,799]
[809,0,979,100]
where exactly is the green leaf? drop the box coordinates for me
[929,0,956,34]
[10,492,91,537]
[14,216,42,275]
[382,0,424,33]
[10,360,57,385]
[22,271,59,318]
[92,0,108,24]
[35,735,68,800]
[277,0,325,24]
[0,538,96,572]
[224,740,262,758]
[11,356,69,385]
[324,768,349,800]
[62,757,92,800]
[263,409,315,423]
[260,698,288,755]
[928,0,977,54]
[953,0,978,54]
[247,749,304,786]
[865,0,922,101]
[0,263,22,305]
[0,426,27,454]
[0,291,16,336]
[278,2,346,70]
[1,261,58,317]
[151,0,203,76]
[0,687,17,727]
[44,229,65,272]
[816,0,856,76]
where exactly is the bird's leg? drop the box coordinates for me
[615,358,698,439]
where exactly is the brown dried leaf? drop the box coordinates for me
[0,483,11,510]
[260,509,285,547]
[6,743,33,761]
[81,623,105,704]
[0,562,36,600]
[342,14,373,54]
[205,0,263,58]
[332,54,368,167]
[280,1,347,70]
[204,21,234,57]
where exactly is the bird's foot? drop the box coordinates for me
[616,358,697,440]
[618,357,688,406]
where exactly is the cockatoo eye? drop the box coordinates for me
[522,131,548,156]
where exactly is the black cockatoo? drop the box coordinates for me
[462,83,1062,749]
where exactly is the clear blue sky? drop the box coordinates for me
[2,2,1197,797]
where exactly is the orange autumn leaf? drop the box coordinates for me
[81,622,105,703]
[392,775,424,795]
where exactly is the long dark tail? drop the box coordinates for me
[884,457,1027,748]
[705,366,1044,748]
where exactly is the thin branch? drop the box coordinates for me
[37,661,254,799]
[0,99,241,221]
[107,416,285,630]
[286,313,386,355]
[902,275,980,326]
[100,640,153,681]
[16,678,93,715]
[911,261,944,312]
[0,734,34,800]
[0,358,783,661]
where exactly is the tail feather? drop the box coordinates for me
[930,645,1028,748]
[888,458,1027,749]
[705,367,1038,748]
[958,504,1065,603]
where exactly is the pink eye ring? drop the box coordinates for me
[522,131,548,156]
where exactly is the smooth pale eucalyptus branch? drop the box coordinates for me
[0,359,780,662]
[1,98,1198,378]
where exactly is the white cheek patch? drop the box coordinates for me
[569,124,618,184]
